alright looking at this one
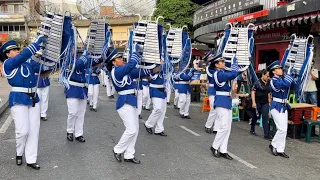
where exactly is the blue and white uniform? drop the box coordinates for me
[1,39,44,164]
[145,70,167,133]
[111,53,146,159]
[269,71,294,153]
[211,60,240,154]
[176,69,194,117]
[142,77,151,110]
[65,55,102,139]
[88,66,101,109]
[35,74,50,119]
[205,67,218,130]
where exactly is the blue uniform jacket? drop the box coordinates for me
[134,69,152,90]
[176,69,194,94]
[111,53,142,110]
[149,71,166,99]
[3,42,41,107]
[213,67,240,109]
[270,75,294,113]
[88,66,101,85]
[207,68,216,96]
[64,56,102,99]
[36,76,50,88]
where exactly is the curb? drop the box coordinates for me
[0,98,9,116]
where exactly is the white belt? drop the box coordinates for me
[175,81,189,84]
[142,79,148,82]
[273,97,288,103]
[35,73,39,75]
[69,81,87,88]
[12,87,36,93]
[150,84,164,88]
[91,73,98,76]
[118,89,135,95]
[216,91,231,96]
[209,84,214,87]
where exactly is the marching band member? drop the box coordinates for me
[65,50,103,143]
[103,65,115,99]
[172,65,180,109]
[88,66,101,112]
[100,65,106,87]
[267,60,294,158]
[204,62,217,134]
[142,76,151,111]
[144,67,168,136]
[176,68,195,119]
[210,56,240,160]
[108,45,155,164]
[35,71,50,121]
[0,36,46,170]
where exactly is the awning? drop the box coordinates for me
[255,13,320,31]
[192,48,205,56]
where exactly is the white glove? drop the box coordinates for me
[133,43,143,55]
[82,50,88,56]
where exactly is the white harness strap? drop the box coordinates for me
[3,60,19,80]
[206,66,213,77]
[111,67,131,88]
[213,71,226,87]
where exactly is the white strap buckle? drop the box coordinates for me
[216,91,231,96]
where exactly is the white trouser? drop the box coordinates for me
[212,107,232,153]
[66,98,87,138]
[174,89,179,107]
[142,85,151,109]
[11,103,40,164]
[114,104,139,159]
[145,98,167,133]
[100,72,105,85]
[166,81,171,103]
[37,86,49,118]
[105,75,115,97]
[205,95,218,130]
[271,109,288,153]
[88,84,99,108]
[137,89,143,115]
[178,93,191,116]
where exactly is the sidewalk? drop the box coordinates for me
[0,77,10,115]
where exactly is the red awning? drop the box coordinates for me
[192,49,205,56]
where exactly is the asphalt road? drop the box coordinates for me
[0,83,320,180]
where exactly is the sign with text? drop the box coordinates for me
[193,0,261,26]
[0,33,8,42]
[254,28,291,43]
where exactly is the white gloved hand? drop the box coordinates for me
[133,43,143,55]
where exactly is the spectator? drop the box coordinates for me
[302,61,318,105]
[193,56,203,71]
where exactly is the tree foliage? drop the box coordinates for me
[153,0,199,32]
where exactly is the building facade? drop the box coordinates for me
[192,0,320,69]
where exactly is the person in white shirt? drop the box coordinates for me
[302,61,318,105]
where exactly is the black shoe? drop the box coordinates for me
[212,131,217,134]
[167,102,170,105]
[221,153,233,160]
[87,100,89,104]
[145,108,151,111]
[174,105,178,109]
[278,152,289,158]
[210,147,220,158]
[144,124,153,134]
[139,115,142,119]
[108,96,113,99]
[27,163,40,170]
[205,128,212,134]
[75,136,85,143]
[67,133,73,141]
[93,108,97,112]
[113,150,122,162]
[264,135,273,140]
[90,106,93,111]
[142,106,146,110]
[124,157,141,164]
[269,144,278,156]
[155,132,167,136]
[180,114,185,119]
[184,116,191,119]
[41,117,48,121]
[111,95,115,98]
[250,131,257,136]
[16,156,22,166]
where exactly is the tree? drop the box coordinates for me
[153,0,199,33]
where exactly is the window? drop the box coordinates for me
[14,4,19,13]
[9,26,13,31]
[1,5,8,13]
[8,5,14,13]
[3,26,8,32]
[20,25,25,31]
[14,26,19,31]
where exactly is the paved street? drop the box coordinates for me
[0,82,320,180]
